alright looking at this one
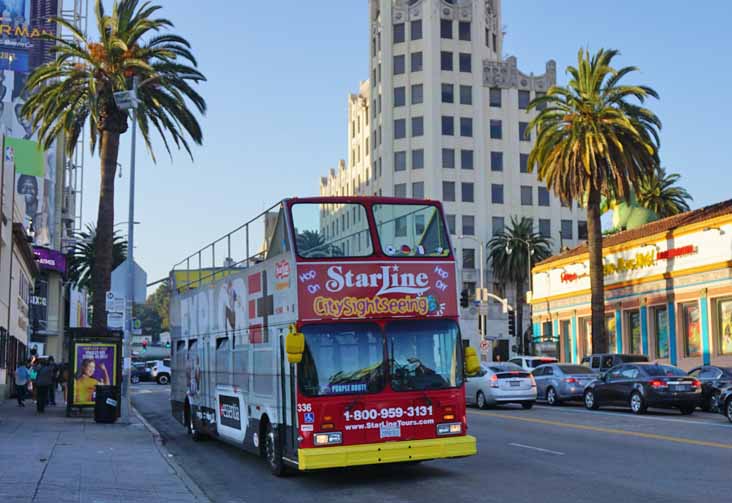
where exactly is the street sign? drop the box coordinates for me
[105,291,125,313]
[111,260,148,304]
[479,340,490,352]
[132,318,142,336]
[478,304,488,315]
[107,312,124,330]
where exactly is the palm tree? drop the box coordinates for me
[487,217,552,354]
[528,48,661,353]
[67,224,128,298]
[636,167,692,218]
[296,230,326,252]
[22,0,206,328]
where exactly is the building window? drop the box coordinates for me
[460,117,473,137]
[462,215,475,236]
[462,248,475,269]
[394,151,407,171]
[519,121,530,141]
[653,306,669,359]
[489,87,502,107]
[538,187,550,207]
[442,115,454,136]
[461,149,473,170]
[443,181,456,202]
[393,23,405,44]
[459,53,471,73]
[394,86,406,107]
[441,83,454,103]
[491,184,504,204]
[411,116,424,137]
[446,214,456,234]
[535,91,546,110]
[394,118,406,139]
[394,183,407,198]
[520,153,529,173]
[411,51,423,72]
[492,216,505,236]
[491,151,503,172]
[578,221,588,240]
[681,302,701,357]
[394,54,405,74]
[410,19,422,40]
[458,21,471,41]
[411,84,423,104]
[441,19,452,39]
[627,310,642,355]
[517,186,532,206]
[378,63,382,82]
[561,219,573,240]
[415,214,425,235]
[606,315,617,353]
[412,181,424,199]
[539,219,551,238]
[461,182,474,202]
[459,85,472,105]
[485,28,490,47]
[518,90,531,110]
[441,51,453,71]
[412,149,424,170]
[490,119,502,139]
[492,33,497,51]
[442,148,455,169]
[395,216,407,237]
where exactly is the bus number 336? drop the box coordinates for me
[343,406,433,422]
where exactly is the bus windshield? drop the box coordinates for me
[373,203,451,257]
[291,202,373,258]
[388,320,463,391]
[299,323,385,396]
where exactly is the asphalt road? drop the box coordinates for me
[131,384,732,503]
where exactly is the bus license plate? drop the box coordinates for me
[380,424,401,439]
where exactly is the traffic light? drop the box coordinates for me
[165,341,171,349]
[142,339,148,349]
[507,311,516,338]
[460,289,469,308]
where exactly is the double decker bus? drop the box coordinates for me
[169,197,478,475]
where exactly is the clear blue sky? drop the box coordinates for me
[85,1,732,291]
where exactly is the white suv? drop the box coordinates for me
[509,356,558,372]
[150,358,171,385]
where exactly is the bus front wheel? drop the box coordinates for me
[265,422,286,476]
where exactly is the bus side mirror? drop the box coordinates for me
[286,331,305,364]
[464,347,480,375]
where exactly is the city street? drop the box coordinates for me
[132,384,731,503]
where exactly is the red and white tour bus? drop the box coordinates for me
[169,197,478,475]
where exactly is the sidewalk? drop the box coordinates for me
[0,389,206,503]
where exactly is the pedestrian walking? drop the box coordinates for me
[35,360,54,413]
[47,356,57,406]
[14,360,30,407]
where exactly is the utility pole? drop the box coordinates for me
[459,235,485,340]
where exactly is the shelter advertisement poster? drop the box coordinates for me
[72,343,117,406]
[719,300,732,355]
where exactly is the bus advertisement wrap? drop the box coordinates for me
[297,261,457,321]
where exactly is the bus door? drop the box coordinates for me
[279,329,298,460]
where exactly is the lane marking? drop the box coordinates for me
[474,411,732,450]
[508,442,565,456]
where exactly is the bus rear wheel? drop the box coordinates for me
[186,402,203,442]
[265,422,286,476]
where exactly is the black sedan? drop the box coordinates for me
[719,387,732,423]
[584,363,702,415]
[688,366,732,412]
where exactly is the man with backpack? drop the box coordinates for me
[34,360,55,413]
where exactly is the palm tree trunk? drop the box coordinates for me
[91,131,121,329]
[515,280,524,354]
[587,188,607,353]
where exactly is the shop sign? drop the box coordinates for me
[657,245,696,261]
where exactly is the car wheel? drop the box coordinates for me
[477,391,487,410]
[186,404,203,442]
[726,398,732,423]
[265,422,286,476]
[584,390,599,410]
[630,392,647,415]
[546,387,560,406]
[131,375,140,384]
[679,405,695,415]
[521,401,534,410]
[710,391,721,413]
[157,374,170,385]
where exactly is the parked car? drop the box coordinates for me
[509,356,557,371]
[150,359,171,385]
[533,364,596,405]
[719,386,732,423]
[466,362,537,409]
[580,353,649,374]
[584,363,702,415]
[130,362,151,384]
[688,366,732,412]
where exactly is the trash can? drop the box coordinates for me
[94,385,119,423]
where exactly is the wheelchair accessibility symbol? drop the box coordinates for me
[304,412,315,423]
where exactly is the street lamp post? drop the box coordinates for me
[506,237,534,355]
[458,235,485,339]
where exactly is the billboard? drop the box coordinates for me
[296,261,458,322]
[69,287,89,328]
[33,245,65,273]
[72,342,118,406]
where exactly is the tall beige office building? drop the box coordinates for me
[321,0,584,358]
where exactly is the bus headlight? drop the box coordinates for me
[436,423,462,436]
[313,431,343,446]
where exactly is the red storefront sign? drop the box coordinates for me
[296,261,457,321]
[657,245,696,261]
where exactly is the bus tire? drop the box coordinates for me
[265,422,286,476]
[186,401,203,442]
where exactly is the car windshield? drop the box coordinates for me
[388,319,463,391]
[528,358,556,368]
[559,365,593,374]
[489,363,523,372]
[298,323,385,396]
[372,203,451,257]
[619,355,648,363]
[643,365,687,377]
[291,202,373,258]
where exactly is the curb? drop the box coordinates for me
[132,405,211,502]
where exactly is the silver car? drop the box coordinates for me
[466,362,537,409]
[532,363,596,405]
